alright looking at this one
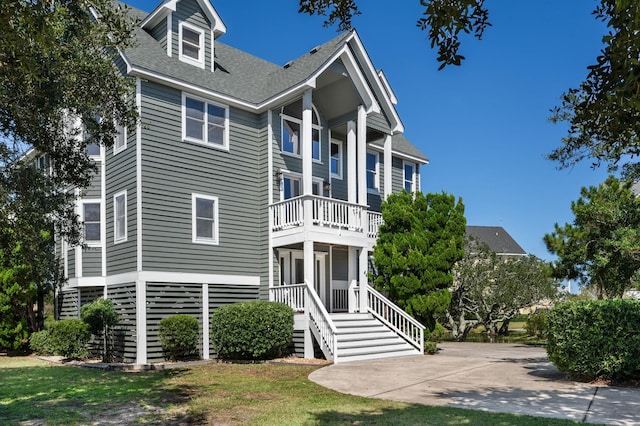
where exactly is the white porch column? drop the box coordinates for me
[384,134,392,199]
[346,120,357,204]
[303,240,314,358]
[348,246,358,313]
[358,248,368,313]
[202,284,210,360]
[302,89,313,196]
[357,106,367,206]
[135,280,147,364]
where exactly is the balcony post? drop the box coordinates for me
[384,134,392,199]
[357,105,367,206]
[358,247,368,314]
[346,120,356,204]
[348,246,357,313]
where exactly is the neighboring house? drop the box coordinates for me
[55,0,429,364]
[465,226,526,257]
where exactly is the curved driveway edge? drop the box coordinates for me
[309,342,640,425]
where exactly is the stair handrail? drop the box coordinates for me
[305,280,339,363]
[366,286,425,354]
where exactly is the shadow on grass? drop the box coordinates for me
[311,405,582,425]
[0,363,197,424]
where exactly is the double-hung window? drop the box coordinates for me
[330,140,342,179]
[179,22,204,68]
[183,94,229,150]
[114,124,126,154]
[281,99,322,161]
[404,162,416,193]
[192,194,219,245]
[83,202,101,244]
[113,191,127,244]
[366,151,379,192]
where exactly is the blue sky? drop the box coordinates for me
[127,0,610,261]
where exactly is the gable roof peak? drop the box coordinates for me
[141,0,226,38]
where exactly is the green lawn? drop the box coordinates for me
[0,356,580,425]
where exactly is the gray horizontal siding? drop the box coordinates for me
[392,157,403,193]
[106,126,137,275]
[83,170,102,199]
[139,81,264,276]
[80,287,103,307]
[108,283,137,363]
[148,18,167,51]
[82,248,102,277]
[367,112,391,134]
[291,329,304,358]
[68,247,76,279]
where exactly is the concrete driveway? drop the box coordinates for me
[309,342,640,425]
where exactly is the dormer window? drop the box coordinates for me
[179,22,205,68]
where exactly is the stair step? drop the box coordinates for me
[337,331,399,341]
[338,349,420,363]
[330,313,372,321]
[338,342,416,357]
[338,337,408,349]
[334,320,385,328]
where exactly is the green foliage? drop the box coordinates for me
[29,329,55,355]
[547,300,640,381]
[544,176,640,299]
[427,322,447,342]
[49,319,90,359]
[81,298,119,336]
[424,341,438,355]
[210,301,294,360]
[158,314,200,361]
[525,310,548,339]
[373,191,466,331]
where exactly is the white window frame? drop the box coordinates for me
[330,139,343,180]
[113,190,127,244]
[279,171,323,201]
[178,21,205,68]
[403,161,416,193]
[280,111,322,162]
[113,124,127,155]
[366,151,380,193]
[82,200,102,246]
[192,193,219,245]
[182,92,229,151]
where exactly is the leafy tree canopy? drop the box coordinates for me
[544,176,640,299]
[372,191,466,331]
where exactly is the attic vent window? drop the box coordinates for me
[179,22,205,68]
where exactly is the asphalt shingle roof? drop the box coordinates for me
[466,226,526,255]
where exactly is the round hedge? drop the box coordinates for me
[210,301,293,360]
[158,314,200,361]
[547,299,640,381]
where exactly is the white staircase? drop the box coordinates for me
[331,313,421,363]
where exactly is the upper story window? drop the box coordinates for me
[281,99,321,161]
[114,124,127,155]
[179,22,205,68]
[83,201,101,245]
[404,162,416,192]
[183,93,229,150]
[330,140,342,179]
[366,151,379,192]
[281,173,321,200]
[113,190,127,244]
[192,193,219,245]
[35,154,51,175]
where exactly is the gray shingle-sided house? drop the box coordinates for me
[465,226,526,257]
[55,0,429,364]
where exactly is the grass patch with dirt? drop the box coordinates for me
[0,355,580,425]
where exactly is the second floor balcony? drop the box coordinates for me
[269,195,382,247]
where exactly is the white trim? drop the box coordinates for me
[66,271,260,287]
[166,13,172,57]
[192,193,219,245]
[280,110,322,161]
[135,280,147,364]
[113,190,128,244]
[202,283,210,359]
[75,189,82,278]
[136,78,143,272]
[377,70,398,105]
[268,109,274,289]
[141,0,226,36]
[383,135,392,199]
[178,21,205,68]
[368,142,429,165]
[182,92,229,151]
[101,145,106,276]
[340,48,380,115]
[113,123,127,155]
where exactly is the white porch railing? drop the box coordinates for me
[361,286,425,353]
[269,284,306,312]
[269,195,366,233]
[367,212,383,239]
[305,280,339,363]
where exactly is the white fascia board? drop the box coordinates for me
[140,0,177,29]
[339,47,380,114]
[196,0,227,36]
[68,271,260,288]
[348,33,404,133]
[117,49,133,74]
[377,70,398,105]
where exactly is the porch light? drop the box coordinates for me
[274,167,283,180]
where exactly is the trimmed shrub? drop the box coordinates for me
[49,319,90,359]
[424,341,438,355]
[158,314,200,361]
[428,322,448,342]
[210,301,294,360]
[81,298,120,362]
[29,330,55,355]
[525,309,548,338]
[547,300,640,381]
